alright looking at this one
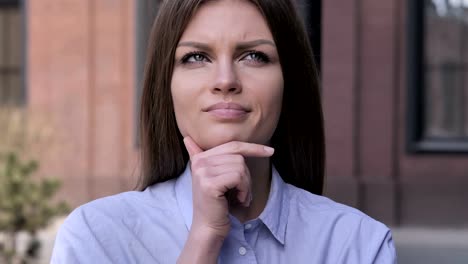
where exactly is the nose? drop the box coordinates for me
[211,60,242,95]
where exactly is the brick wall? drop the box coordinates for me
[28,0,138,207]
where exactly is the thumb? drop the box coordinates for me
[183,136,203,158]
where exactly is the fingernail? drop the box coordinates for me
[264,146,274,155]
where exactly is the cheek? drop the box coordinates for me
[251,72,284,140]
[171,73,193,136]
[262,72,284,118]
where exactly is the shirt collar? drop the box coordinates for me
[174,164,193,231]
[258,166,289,245]
[175,162,290,245]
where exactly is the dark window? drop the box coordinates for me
[297,0,321,72]
[135,0,159,146]
[0,0,23,106]
[407,0,468,152]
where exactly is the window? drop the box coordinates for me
[0,0,23,106]
[297,0,321,72]
[407,0,468,152]
[135,0,159,145]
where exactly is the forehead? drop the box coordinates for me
[179,0,273,42]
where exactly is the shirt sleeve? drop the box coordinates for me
[335,217,397,264]
[50,207,116,264]
[370,229,397,264]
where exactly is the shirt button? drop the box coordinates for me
[245,224,252,230]
[238,246,247,256]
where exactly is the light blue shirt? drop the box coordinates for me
[51,165,397,263]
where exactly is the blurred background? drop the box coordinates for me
[0,0,467,263]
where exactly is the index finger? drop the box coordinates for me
[198,141,274,159]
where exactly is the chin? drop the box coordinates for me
[196,132,270,151]
[196,133,249,150]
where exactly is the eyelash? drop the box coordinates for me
[180,50,271,65]
[244,50,271,63]
[181,51,210,64]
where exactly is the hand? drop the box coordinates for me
[183,136,275,239]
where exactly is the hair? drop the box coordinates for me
[138,0,325,195]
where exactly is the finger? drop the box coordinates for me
[225,189,242,207]
[197,163,248,179]
[183,136,203,158]
[199,141,274,159]
[210,172,251,206]
[196,154,245,168]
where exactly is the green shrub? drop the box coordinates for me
[0,152,69,263]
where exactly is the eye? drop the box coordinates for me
[242,51,270,64]
[181,52,210,64]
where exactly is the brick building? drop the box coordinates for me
[1,0,467,228]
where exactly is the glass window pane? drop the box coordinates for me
[424,0,468,139]
[0,10,6,67]
[7,7,20,68]
[0,5,22,106]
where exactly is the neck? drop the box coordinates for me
[230,157,271,223]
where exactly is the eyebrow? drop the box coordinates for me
[177,39,276,51]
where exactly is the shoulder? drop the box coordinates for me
[64,178,179,226]
[285,184,396,263]
[286,183,388,229]
[51,179,185,263]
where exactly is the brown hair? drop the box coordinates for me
[138,0,325,195]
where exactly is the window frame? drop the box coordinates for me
[407,0,468,153]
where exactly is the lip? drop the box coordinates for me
[203,102,251,120]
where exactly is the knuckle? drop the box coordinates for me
[193,166,207,179]
[233,171,243,182]
[202,181,220,198]
[191,156,205,169]
[243,167,250,177]
[199,178,214,192]
[191,155,201,167]
[234,155,245,163]
[236,164,245,174]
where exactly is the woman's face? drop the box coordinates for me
[171,0,283,150]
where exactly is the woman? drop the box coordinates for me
[51,0,396,263]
